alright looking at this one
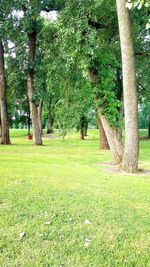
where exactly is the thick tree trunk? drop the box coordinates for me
[0,39,10,145]
[98,114,109,150]
[88,68,124,164]
[38,99,43,136]
[27,29,42,145]
[116,0,139,173]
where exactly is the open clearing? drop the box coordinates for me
[0,130,150,267]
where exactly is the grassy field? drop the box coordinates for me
[0,129,150,267]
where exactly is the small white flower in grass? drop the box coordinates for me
[39,234,43,237]
[44,221,51,225]
[84,219,92,225]
[19,232,26,239]
[85,238,92,242]
[84,238,92,248]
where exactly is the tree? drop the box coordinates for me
[116,0,139,173]
[0,1,12,144]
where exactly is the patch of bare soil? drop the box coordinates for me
[43,133,57,140]
[103,166,150,176]
[97,161,115,166]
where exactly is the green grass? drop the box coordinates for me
[0,129,150,267]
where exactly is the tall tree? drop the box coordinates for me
[116,0,139,172]
[0,40,10,144]
[0,0,11,145]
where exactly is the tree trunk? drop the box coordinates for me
[98,110,124,164]
[27,29,42,145]
[84,119,88,136]
[116,0,139,173]
[27,110,31,136]
[148,115,150,139]
[88,68,124,164]
[80,116,86,140]
[98,114,109,150]
[80,128,85,140]
[0,39,10,145]
[38,99,43,136]
[47,109,54,134]
[0,114,1,137]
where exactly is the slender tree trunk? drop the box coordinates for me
[80,128,85,140]
[84,119,88,136]
[80,116,86,140]
[47,109,54,134]
[88,68,123,164]
[116,0,139,173]
[27,110,31,136]
[47,122,54,134]
[98,114,110,150]
[148,115,150,139]
[38,99,43,136]
[0,39,10,145]
[0,114,1,137]
[27,29,42,145]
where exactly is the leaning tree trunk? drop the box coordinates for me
[116,0,139,173]
[0,39,10,145]
[38,99,43,136]
[88,68,124,164]
[98,110,124,164]
[27,29,42,145]
[98,114,109,150]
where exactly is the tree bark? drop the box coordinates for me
[84,119,88,136]
[47,109,54,134]
[148,115,150,139]
[0,114,1,137]
[0,39,10,145]
[116,0,139,173]
[27,28,42,145]
[80,128,85,140]
[88,68,124,164]
[38,99,43,136]
[98,110,124,164]
[98,114,109,150]
[80,116,86,140]
[27,110,31,136]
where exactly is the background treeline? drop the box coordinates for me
[0,0,150,173]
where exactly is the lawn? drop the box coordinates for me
[0,130,150,267]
